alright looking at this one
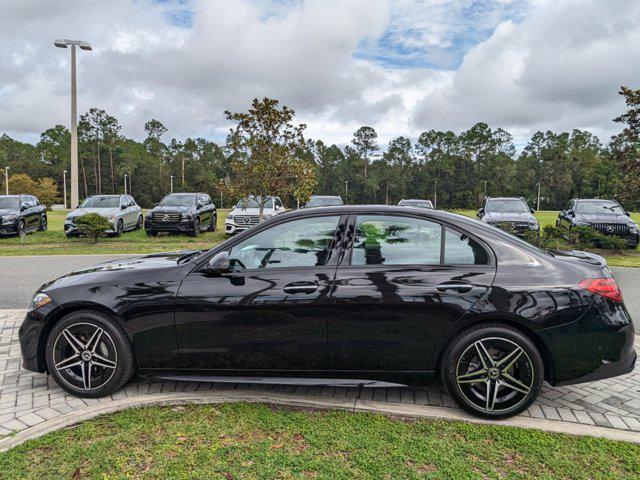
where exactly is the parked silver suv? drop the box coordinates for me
[65,194,143,237]
[225,195,286,234]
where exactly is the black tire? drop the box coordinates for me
[145,229,158,237]
[136,215,143,230]
[208,214,217,232]
[440,323,543,419]
[115,219,124,237]
[188,217,200,237]
[45,310,135,398]
[17,219,25,235]
[38,215,47,231]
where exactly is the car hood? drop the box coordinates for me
[150,205,194,214]
[40,251,196,291]
[483,212,537,223]
[67,207,120,218]
[575,213,635,225]
[229,207,276,216]
[0,208,18,216]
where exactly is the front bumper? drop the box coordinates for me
[224,221,251,235]
[145,218,195,233]
[65,219,117,236]
[0,220,19,235]
[19,308,53,373]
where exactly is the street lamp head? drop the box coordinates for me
[54,39,92,51]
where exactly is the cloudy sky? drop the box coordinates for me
[1,0,638,147]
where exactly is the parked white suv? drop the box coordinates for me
[225,195,286,235]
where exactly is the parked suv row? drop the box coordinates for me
[0,195,47,236]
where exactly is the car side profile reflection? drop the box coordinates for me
[19,206,636,419]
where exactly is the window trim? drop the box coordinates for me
[342,212,494,268]
[200,213,348,274]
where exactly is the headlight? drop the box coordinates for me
[108,213,116,220]
[181,213,193,221]
[29,292,53,311]
[1,214,17,224]
[574,221,590,227]
[226,214,234,220]
[630,225,639,234]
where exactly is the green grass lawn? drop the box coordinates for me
[0,209,231,256]
[1,403,638,479]
[1,209,640,267]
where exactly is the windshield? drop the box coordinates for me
[160,195,196,207]
[236,197,274,209]
[0,197,19,209]
[80,196,120,208]
[306,197,342,207]
[485,199,529,214]
[399,200,432,209]
[575,200,624,215]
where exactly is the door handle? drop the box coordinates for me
[435,283,473,294]
[283,281,318,294]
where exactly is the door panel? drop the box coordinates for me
[174,214,346,373]
[329,214,496,373]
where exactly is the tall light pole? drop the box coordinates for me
[62,170,68,209]
[54,39,92,210]
[536,182,541,211]
[345,180,348,204]
[4,167,8,195]
[124,173,128,195]
[170,175,174,194]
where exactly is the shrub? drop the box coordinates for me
[524,224,627,252]
[74,213,112,244]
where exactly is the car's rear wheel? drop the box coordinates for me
[45,310,135,398]
[441,323,543,419]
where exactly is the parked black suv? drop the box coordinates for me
[477,197,539,236]
[0,195,47,236]
[145,193,216,237]
[557,198,639,248]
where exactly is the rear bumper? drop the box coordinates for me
[539,299,636,386]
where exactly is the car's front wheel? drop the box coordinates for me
[45,310,135,398]
[188,217,200,237]
[209,215,217,232]
[38,215,47,231]
[441,323,543,419]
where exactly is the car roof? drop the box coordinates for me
[400,199,430,202]
[486,197,524,201]
[575,198,618,203]
[166,192,198,196]
[277,205,474,223]
[0,195,21,198]
[87,194,122,197]
[310,195,341,199]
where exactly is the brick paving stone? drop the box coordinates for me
[0,310,637,437]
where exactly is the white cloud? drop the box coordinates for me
[0,0,637,149]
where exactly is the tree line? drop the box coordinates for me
[1,86,638,210]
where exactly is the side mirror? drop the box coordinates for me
[568,210,575,217]
[625,210,630,216]
[529,207,535,213]
[20,205,27,211]
[120,204,127,210]
[477,208,484,217]
[206,251,230,275]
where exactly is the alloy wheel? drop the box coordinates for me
[52,322,118,391]
[455,337,534,413]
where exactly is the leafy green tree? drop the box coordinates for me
[224,97,316,219]
[612,87,640,209]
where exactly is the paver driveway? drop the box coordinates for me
[1,309,639,439]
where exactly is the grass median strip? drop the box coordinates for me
[0,403,638,479]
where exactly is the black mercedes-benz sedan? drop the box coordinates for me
[145,193,216,237]
[0,194,47,236]
[19,206,635,419]
[557,198,639,248]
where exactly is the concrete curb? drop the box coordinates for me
[1,390,639,453]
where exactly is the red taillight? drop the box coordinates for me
[578,278,623,302]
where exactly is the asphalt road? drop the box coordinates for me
[0,255,638,330]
